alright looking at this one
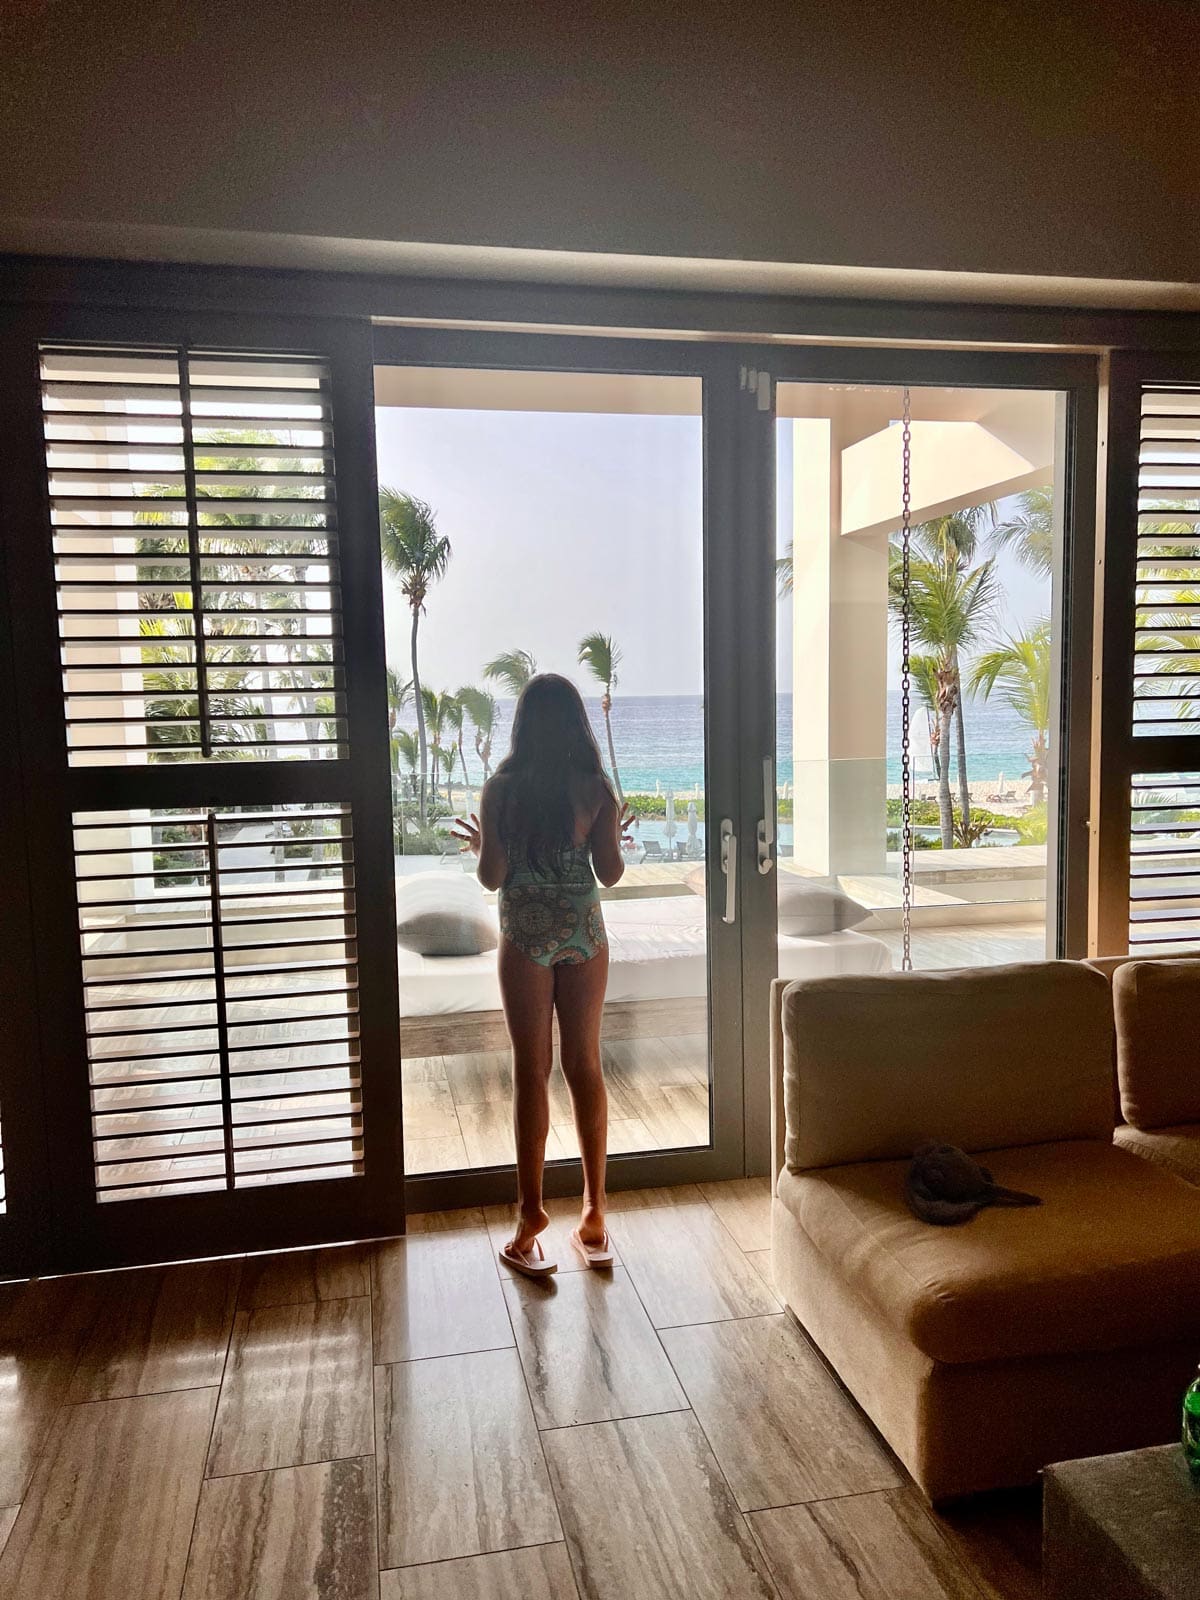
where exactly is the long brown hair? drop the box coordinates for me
[494,674,613,874]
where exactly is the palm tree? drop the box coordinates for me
[457,685,497,781]
[890,546,998,846]
[578,631,624,804]
[908,652,944,781]
[443,692,469,793]
[484,648,538,697]
[969,620,1052,805]
[378,489,451,823]
[991,485,1055,578]
[891,506,996,834]
[393,728,419,787]
[419,686,452,802]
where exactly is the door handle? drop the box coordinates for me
[720,818,737,924]
[757,756,776,875]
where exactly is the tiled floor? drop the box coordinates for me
[0,1180,1041,1598]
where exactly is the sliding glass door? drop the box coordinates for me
[735,350,1098,1170]
[372,333,749,1205]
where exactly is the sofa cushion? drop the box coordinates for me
[1114,960,1200,1130]
[1115,1123,1200,1186]
[777,1140,1200,1365]
[781,961,1114,1172]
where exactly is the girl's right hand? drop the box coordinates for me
[618,802,634,844]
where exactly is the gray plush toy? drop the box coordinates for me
[905,1141,1042,1225]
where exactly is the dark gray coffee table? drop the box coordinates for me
[1043,1444,1200,1600]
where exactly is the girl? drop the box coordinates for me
[452,674,630,1277]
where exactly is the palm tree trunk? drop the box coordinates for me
[410,606,428,825]
[458,731,470,794]
[476,730,491,782]
[602,693,624,806]
[937,707,955,848]
[951,649,971,830]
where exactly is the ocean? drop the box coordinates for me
[399,692,1040,793]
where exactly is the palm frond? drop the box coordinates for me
[484,649,538,696]
[578,631,621,690]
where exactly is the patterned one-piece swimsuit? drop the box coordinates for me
[498,843,608,967]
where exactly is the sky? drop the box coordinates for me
[373,403,1052,700]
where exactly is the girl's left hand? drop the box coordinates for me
[450,814,482,855]
[618,802,634,844]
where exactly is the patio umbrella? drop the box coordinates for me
[687,801,699,857]
[665,792,677,856]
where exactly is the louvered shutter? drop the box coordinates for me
[1094,363,1200,955]
[4,322,402,1272]
[43,348,345,764]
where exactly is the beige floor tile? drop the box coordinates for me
[0,1387,215,1600]
[0,1332,84,1505]
[504,1267,687,1428]
[602,1038,708,1092]
[239,1243,372,1309]
[605,1183,705,1212]
[0,1274,108,1342]
[404,1133,470,1173]
[207,1298,373,1476]
[614,1203,779,1327]
[444,1050,512,1107]
[373,1209,512,1363]
[750,1489,977,1599]
[660,1314,900,1509]
[375,1348,560,1568]
[631,1083,710,1151]
[381,1542,579,1599]
[605,1116,659,1153]
[484,1196,624,1276]
[543,1411,775,1600]
[403,1078,464,1141]
[400,1054,451,1087]
[699,1177,773,1251]
[183,1456,377,1599]
[457,1101,517,1167]
[745,1250,775,1291]
[69,1259,239,1402]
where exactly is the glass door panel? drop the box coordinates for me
[373,364,720,1181]
[774,380,1072,973]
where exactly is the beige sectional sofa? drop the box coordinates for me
[769,960,1200,1502]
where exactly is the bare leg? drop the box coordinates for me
[498,937,556,1253]
[554,949,610,1245]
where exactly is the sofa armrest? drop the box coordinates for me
[770,978,790,1192]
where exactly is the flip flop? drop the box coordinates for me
[570,1228,615,1268]
[499,1235,557,1279]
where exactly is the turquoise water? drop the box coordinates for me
[399,692,1039,793]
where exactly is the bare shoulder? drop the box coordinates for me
[582,773,616,822]
[480,774,507,810]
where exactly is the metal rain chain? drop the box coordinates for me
[899,386,914,971]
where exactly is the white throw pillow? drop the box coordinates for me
[777,876,870,937]
[685,866,868,936]
[394,871,498,957]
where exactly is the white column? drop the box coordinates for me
[789,418,889,879]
